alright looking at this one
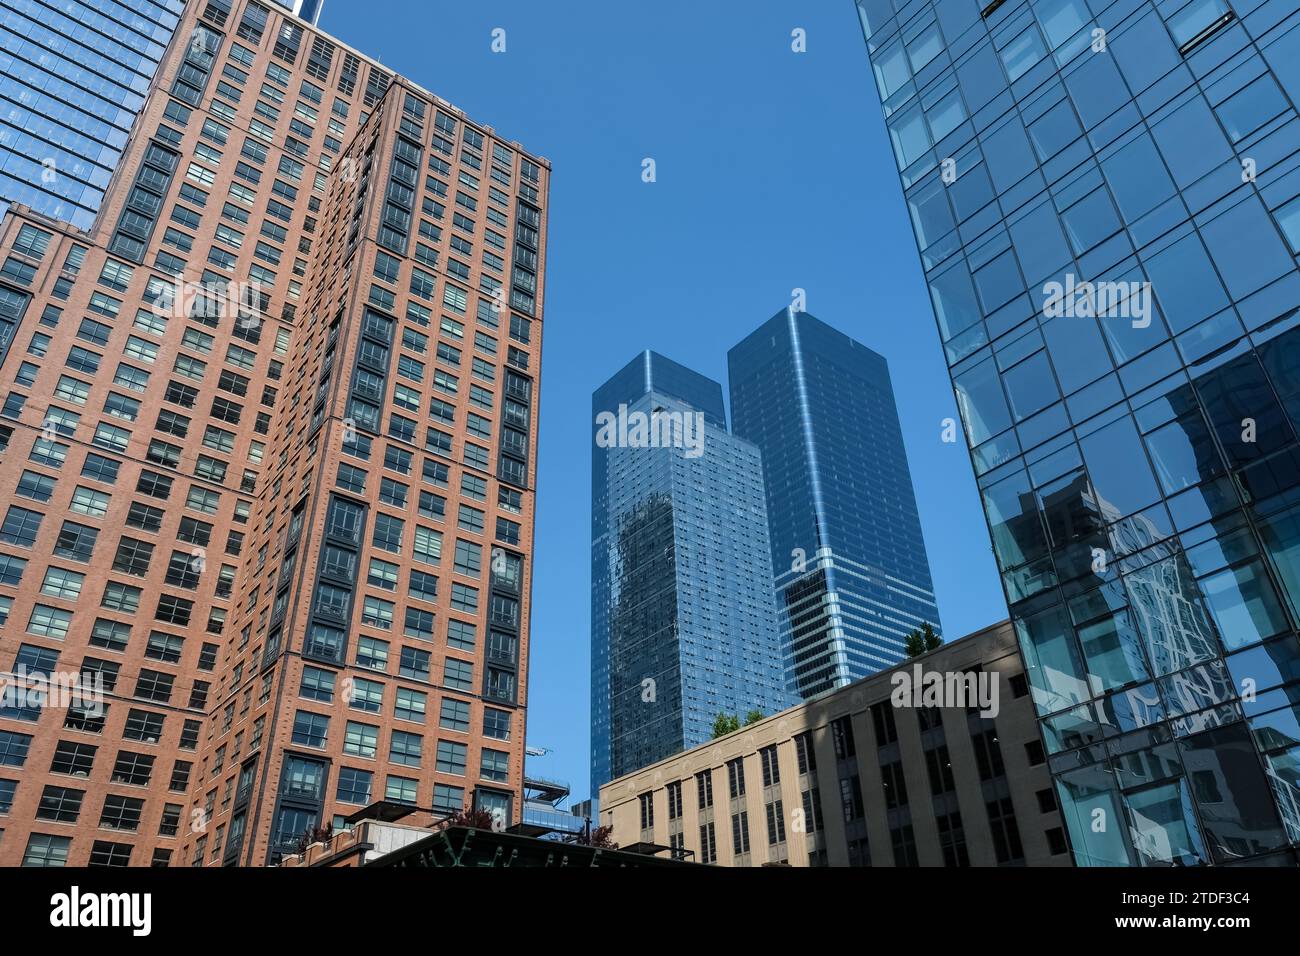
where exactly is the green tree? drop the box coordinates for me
[711,712,740,739]
[904,622,943,658]
[744,709,765,726]
[922,622,942,652]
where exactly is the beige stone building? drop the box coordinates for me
[600,621,1073,866]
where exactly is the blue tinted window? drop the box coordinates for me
[1080,417,1160,517]
[1166,0,1232,47]
[974,249,1024,312]
[1102,134,1175,224]
[1001,28,1047,82]
[908,178,955,250]
[928,89,966,141]
[1215,74,1287,142]
[1065,54,1129,129]
[981,118,1036,192]
[1034,0,1089,49]
[1028,98,1081,160]
[1145,234,1229,333]
[1062,189,1121,256]
[1274,195,1300,254]
[955,356,1012,444]
[1042,314,1111,394]
[1010,202,1072,283]
[1200,196,1295,301]
[929,261,983,340]
[1003,351,1060,422]
[1110,11,1180,93]
[888,105,930,168]
[1151,97,1233,189]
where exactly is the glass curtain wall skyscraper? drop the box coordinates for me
[590,352,793,796]
[856,0,1300,866]
[0,0,326,233]
[729,308,941,698]
[0,0,186,230]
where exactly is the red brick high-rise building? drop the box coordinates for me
[0,0,547,866]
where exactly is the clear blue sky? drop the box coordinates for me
[323,0,1008,802]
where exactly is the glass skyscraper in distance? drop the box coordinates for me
[0,0,326,231]
[590,351,793,797]
[729,308,942,698]
[0,0,186,230]
[856,0,1300,865]
[268,0,326,25]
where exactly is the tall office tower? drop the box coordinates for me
[0,0,186,230]
[0,0,326,234]
[729,308,941,699]
[855,0,1300,866]
[590,352,793,797]
[0,0,546,867]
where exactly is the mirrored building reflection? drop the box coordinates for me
[856,0,1300,866]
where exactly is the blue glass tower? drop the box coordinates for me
[269,0,327,25]
[857,0,1300,866]
[0,0,188,230]
[729,308,942,698]
[591,352,793,796]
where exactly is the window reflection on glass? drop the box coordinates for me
[1199,559,1290,650]
[1195,352,1292,466]
[908,22,944,72]
[955,355,1012,445]
[1034,0,1090,49]
[888,104,930,168]
[1263,746,1300,843]
[1078,611,1150,694]
[1256,502,1300,620]
[873,41,910,100]
[1275,195,1300,254]
[1123,554,1219,676]
[1142,404,1224,496]
[1080,417,1160,519]
[1015,605,1091,712]
[1166,0,1232,47]
[928,261,982,341]
[927,88,966,141]
[1215,74,1287,143]
[1001,28,1046,82]
[1179,722,1289,863]
[1003,351,1059,422]
[1057,764,1132,865]
[1123,779,1208,866]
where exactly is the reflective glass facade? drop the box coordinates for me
[857,0,1300,865]
[729,309,941,698]
[0,0,185,230]
[591,352,793,796]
